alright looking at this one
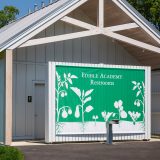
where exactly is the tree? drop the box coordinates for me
[127,0,160,31]
[0,6,19,28]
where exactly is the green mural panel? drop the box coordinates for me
[56,66,145,127]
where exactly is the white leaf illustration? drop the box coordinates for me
[71,75,78,79]
[133,85,137,90]
[61,92,65,97]
[114,101,119,108]
[56,72,61,81]
[118,100,123,107]
[85,89,94,97]
[136,112,141,118]
[142,81,145,89]
[136,90,141,97]
[128,111,132,116]
[68,73,71,78]
[85,105,93,112]
[64,73,67,79]
[82,90,85,98]
[120,110,127,118]
[84,97,91,104]
[106,112,113,120]
[112,113,116,117]
[68,78,72,84]
[132,81,137,85]
[92,115,96,119]
[71,87,81,97]
[95,115,98,119]
[101,111,106,118]
[65,82,68,89]
[119,106,124,111]
[75,106,80,118]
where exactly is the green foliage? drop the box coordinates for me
[0,146,24,160]
[0,6,19,28]
[127,0,160,30]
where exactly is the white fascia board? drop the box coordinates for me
[112,0,160,44]
[0,0,88,52]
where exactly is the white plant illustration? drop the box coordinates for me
[70,87,94,126]
[101,111,115,122]
[128,111,141,125]
[56,72,77,122]
[132,81,145,122]
[92,115,99,126]
[114,100,127,120]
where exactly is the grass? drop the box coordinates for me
[0,146,24,160]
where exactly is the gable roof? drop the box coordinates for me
[0,0,159,53]
[0,0,87,52]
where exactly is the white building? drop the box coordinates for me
[0,0,160,145]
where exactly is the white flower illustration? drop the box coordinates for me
[114,100,127,120]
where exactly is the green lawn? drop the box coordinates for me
[0,146,24,160]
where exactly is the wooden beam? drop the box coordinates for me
[61,16,97,30]
[5,49,13,145]
[103,31,160,54]
[105,23,139,32]
[20,29,100,48]
[99,0,104,28]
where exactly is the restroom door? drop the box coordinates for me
[34,83,45,139]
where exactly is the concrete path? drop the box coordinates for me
[17,141,160,160]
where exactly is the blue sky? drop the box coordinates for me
[0,0,52,18]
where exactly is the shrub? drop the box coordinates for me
[0,146,24,160]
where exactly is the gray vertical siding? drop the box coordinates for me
[151,72,160,135]
[0,57,4,143]
[13,21,140,139]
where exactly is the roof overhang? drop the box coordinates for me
[0,0,160,69]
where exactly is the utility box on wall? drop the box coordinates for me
[46,62,151,143]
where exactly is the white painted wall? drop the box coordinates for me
[151,72,160,134]
[13,21,140,139]
[0,57,4,143]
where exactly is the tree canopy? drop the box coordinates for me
[0,6,19,28]
[127,0,160,30]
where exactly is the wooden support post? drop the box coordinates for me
[5,49,13,145]
[99,0,104,28]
